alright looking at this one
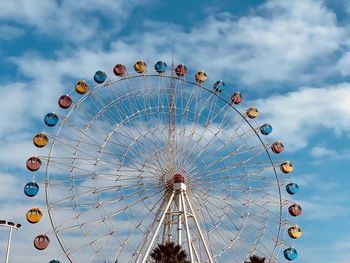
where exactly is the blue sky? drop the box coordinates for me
[0,0,350,262]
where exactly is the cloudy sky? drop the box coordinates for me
[0,0,350,262]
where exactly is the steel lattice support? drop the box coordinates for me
[137,180,213,263]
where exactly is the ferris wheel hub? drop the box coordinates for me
[172,174,186,191]
[164,174,187,191]
[172,174,185,183]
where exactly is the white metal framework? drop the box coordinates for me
[0,220,21,263]
[136,177,213,263]
[29,67,295,262]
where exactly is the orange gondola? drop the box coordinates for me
[195,70,207,83]
[246,107,259,119]
[134,60,147,73]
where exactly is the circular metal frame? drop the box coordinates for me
[35,72,290,262]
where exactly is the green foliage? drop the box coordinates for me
[150,241,191,263]
[244,255,266,263]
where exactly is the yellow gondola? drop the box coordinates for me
[75,80,89,94]
[26,208,43,224]
[33,132,48,148]
[280,161,293,174]
[288,225,302,239]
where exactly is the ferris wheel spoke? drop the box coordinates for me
[236,219,276,253]
[87,234,114,263]
[89,85,145,127]
[62,99,163,160]
[190,192,273,242]
[187,135,267,175]
[42,169,146,183]
[107,188,162,219]
[44,155,125,176]
[107,127,169,173]
[214,117,258,154]
[190,198,234,235]
[175,94,216,160]
[186,142,252,176]
[142,74,167,113]
[59,104,114,138]
[89,89,130,124]
[47,182,148,210]
[48,189,159,239]
[65,232,115,260]
[100,114,170,165]
[176,124,220,171]
[176,93,241,167]
[105,139,168,175]
[176,83,207,154]
[125,77,150,114]
[195,205,215,254]
[114,191,169,258]
[189,149,270,179]
[49,210,107,235]
[190,161,264,182]
[192,169,268,187]
[102,128,167,165]
[54,113,110,147]
[195,198,233,252]
[190,190,247,223]
[177,83,196,150]
[50,134,103,149]
[182,102,235,163]
[108,191,172,256]
[196,202,241,241]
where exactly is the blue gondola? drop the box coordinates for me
[94,70,107,84]
[213,80,225,93]
[284,248,298,261]
[286,183,299,195]
[24,182,39,197]
[154,61,167,74]
[48,260,61,263]
[44,113,59,127]
[260,124,272,135]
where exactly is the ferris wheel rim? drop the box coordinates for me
[39,72,286,262]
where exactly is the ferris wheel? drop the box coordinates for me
[24,59,302,263]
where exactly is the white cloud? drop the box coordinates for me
[0,173,23,200]
[0,80,65,168]
[252,83,350,151]
[310,146,337,158]
[331,238,350,261]
[145,0,344,86]
[0,0,150,43]
[335,50,350,76]
[0,24,24,41]
[0,0,348,187]
[2,0,345,87]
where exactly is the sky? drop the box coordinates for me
[0,0,350,262]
